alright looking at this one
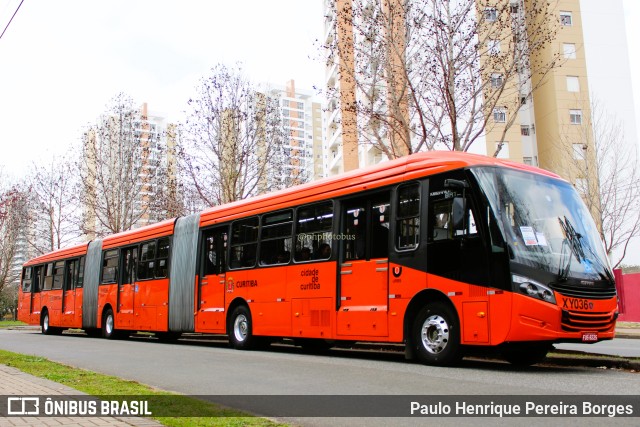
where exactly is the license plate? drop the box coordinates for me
[581,332,598,342]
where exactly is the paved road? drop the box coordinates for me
[555,338,640,358]
[1,329,638,426]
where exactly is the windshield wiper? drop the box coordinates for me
[557,216,584,282]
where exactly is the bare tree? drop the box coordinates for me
[0,178,29,296]
[80,93,171,237]
[323,0,561,157]
[180,63,287,208]
[558,102,640,269]
[26,153,83,255]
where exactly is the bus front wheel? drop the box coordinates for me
[412,302,462,366]
[41,311,62,335]
[228,305,256,350]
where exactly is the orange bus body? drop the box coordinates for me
[18,152,617,365]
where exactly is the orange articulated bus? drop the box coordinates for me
[18,151,618,366]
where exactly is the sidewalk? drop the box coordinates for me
[0,364,161,427]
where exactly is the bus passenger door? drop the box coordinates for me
[197,227,228,333]
[117,246,137,328]
[30,266,42,324]
[62,259,77,327]
[337,193,390,337]
[18,267,33,323]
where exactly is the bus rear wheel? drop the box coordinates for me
[228,305,256,350]
[412,302,461,366]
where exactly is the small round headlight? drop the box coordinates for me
[541,289,554,302]
[521,283,537,296]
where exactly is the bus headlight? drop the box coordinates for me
[512,275,556,304]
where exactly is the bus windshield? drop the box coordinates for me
[472,167,612,283]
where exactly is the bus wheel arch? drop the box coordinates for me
[226,300,256,350]
[404,290,462,366]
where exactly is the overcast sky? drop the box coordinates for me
[0,0,325,178]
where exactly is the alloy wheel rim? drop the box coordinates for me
[421,314,450,355]
[106,314,114,335]
[234,314,248,342]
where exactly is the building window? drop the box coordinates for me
[493,107,507,123]
[566,76,580,92]
[488,39,501,55]
[485,7,497,22]
[573,143,586,160]
[490,73,503,88]
[560,11,573,26]
[523,157,533,166]
[520,96,527,106]
[570,109,583,125]
[521,125,530,136]
[563,43,576,59]
[496,142,510,159]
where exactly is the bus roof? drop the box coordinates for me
[25,242,89,267]
[198,150,560,227]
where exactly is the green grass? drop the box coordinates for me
[0,320,26,328]
[0,349,283,426]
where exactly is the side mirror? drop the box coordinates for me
[451,197,466,230]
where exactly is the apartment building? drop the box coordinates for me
[323,0,598,195]
[268,80,324,182]
[82,102,177,238]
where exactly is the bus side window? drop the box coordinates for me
[294,202,333,262]
[64,259,76,291]
[155,237,170,278]
[101,250,119,284]
[432,200,452,241]
[22,267,32,293]
[52,261,64,290]
[203,229,227,275]
[32,266,42,293]
[138,241,156,280]
[396,183,420,250]
[230,217,258,269]
[76,257,85,288]
[260,210,293,266]
[43,263,54,290]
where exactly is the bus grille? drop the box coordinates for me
[551,283,616,299]
[561,310,615,332]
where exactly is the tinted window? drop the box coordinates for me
[230,217,259,269]
[295,202,333,262]
[396,183,421,250]
[260,210,293,265]
[101,250,119,284]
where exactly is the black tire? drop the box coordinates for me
[502,343,551,366]
[411,302,462,366]
[228,305,256,350]
[156,331,182,343]
[101,308,117,339]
